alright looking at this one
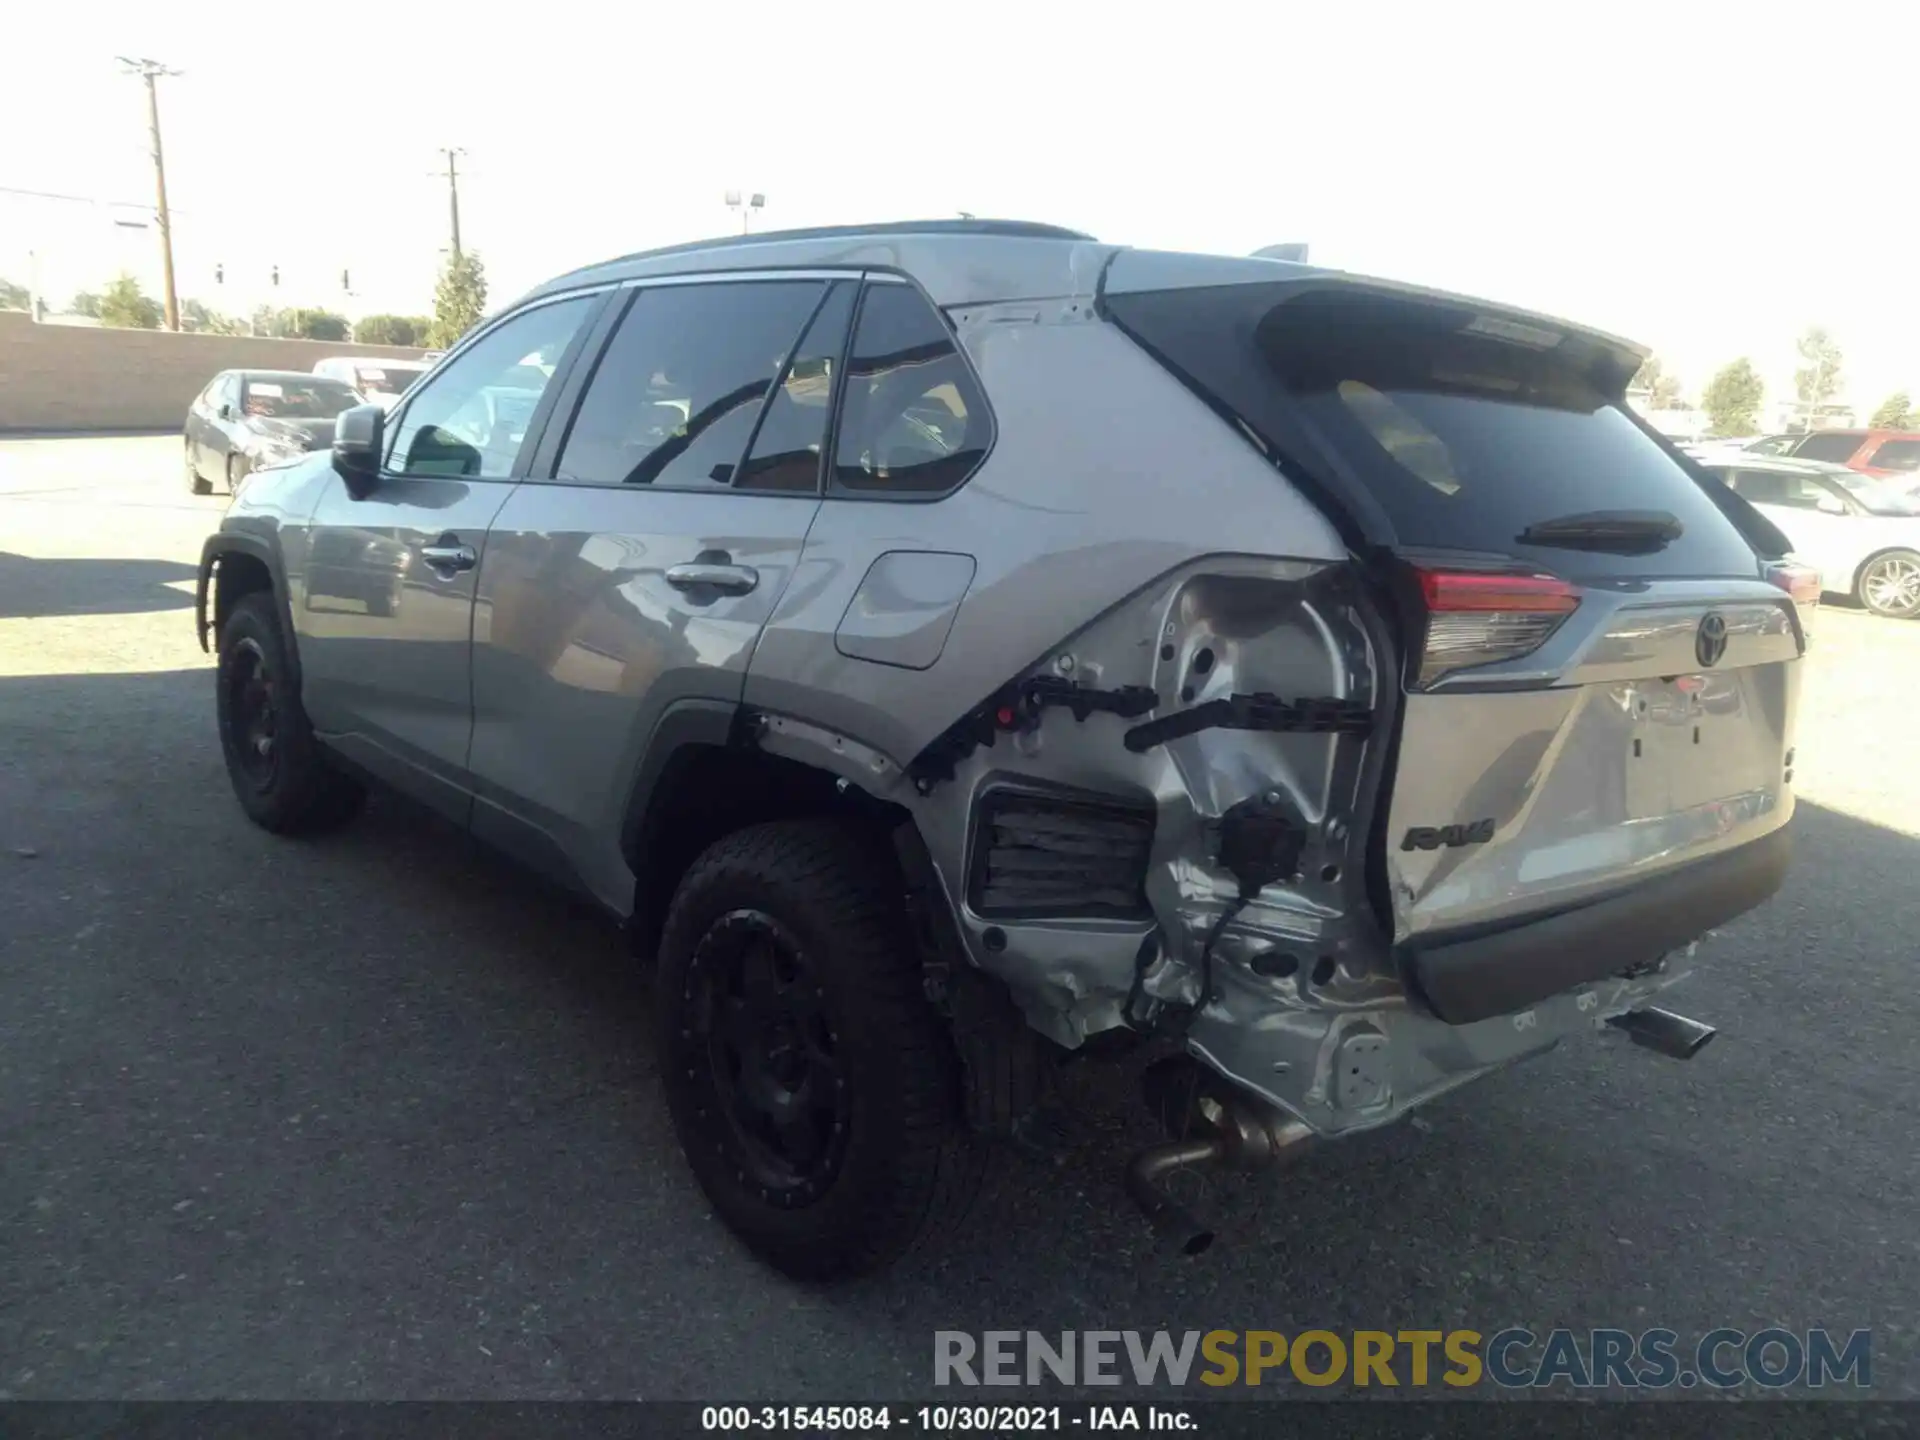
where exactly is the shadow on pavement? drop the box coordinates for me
[0,551,199,618]
[3,664,1916,1398]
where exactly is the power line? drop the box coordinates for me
[117,56,182,331]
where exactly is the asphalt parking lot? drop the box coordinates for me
[2,435,1917,1401]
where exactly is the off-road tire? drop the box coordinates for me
[186,443,212,496]
[657,820,986,1281]
[216,593,364,834]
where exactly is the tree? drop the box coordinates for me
[97,273,162,329]
[1793,327,1844,423]
[180,298,245,335]
[355,313,433,347]
[281,307,350,341]
[0,277,29,311]
[1870,392,1916,429]
[1631,355,1685,409]
[70,291,103,317]
[1702,358,1765,437]
[429,250,487,349]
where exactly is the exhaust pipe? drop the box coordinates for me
[1125,1137,1226,1256]
[1124,1059,1316,1254]
[1608,1006,1717,1060]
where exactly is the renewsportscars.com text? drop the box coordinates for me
[933,1328,1871,1390]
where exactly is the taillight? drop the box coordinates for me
[1765,559,1822,610]
[1412,568,1581,686]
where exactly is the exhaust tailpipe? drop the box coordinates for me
[1125,1137,1226,1256]
[1608,1006,1717,1060]
[1124,1059,1317,1254]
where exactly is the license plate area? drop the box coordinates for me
[1624,671,1771,819]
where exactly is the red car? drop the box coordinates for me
[1781,428,1920,479]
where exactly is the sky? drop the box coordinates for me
[3,0,1915,413]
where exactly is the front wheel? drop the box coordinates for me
[186,443,211,496]
[216,593,364,833]
[1857,550,1920,619]
[656,820,984,1281]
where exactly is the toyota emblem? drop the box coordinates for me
[1695,612,1728,668]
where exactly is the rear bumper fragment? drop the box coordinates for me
[1405,825,1793,1024]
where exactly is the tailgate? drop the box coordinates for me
[1388,586,1801,940]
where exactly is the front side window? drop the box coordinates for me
[1791,432,1862,463]
[832,282,989,497]
[385,297,594,478]
[553,281,826,490]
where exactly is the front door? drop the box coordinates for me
[295,293,602,821]
[468,277,852,909]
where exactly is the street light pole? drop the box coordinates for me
[118,57,181,331]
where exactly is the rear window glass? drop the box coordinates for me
[1791,432,1862,463]
[1867,439,1920,472]
[1255,295,1766,578]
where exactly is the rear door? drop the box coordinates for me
[296,293,602,821]
[1103,274,1803,944]
[466,276,851,909]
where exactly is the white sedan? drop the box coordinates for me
[1702,456,1920,619]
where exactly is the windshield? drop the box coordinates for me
[353,365,427,398]
[1829,469,1920,516]
[242,378,361,420]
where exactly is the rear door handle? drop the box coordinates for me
[420,537,477,572]
[666,562,759,596]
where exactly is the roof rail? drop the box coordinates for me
[557,219,1096,278]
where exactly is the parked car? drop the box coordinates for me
[1700,455,1920,618]
[313,355,432,412]
[185,370,366,495]
[194,220,1804,1278]
[1755,428,1920,478]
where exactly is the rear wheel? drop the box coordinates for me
[1857,550,1920,619]
[216,593,364,833]
[185,443,211,496]
[656,820,984,1281]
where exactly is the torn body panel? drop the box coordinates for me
[882,553,1693,1136]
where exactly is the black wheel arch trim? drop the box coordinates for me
[197,532,302,691]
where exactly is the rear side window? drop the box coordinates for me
[1726,469,1845,511]
[735,283,856,494]
[553,281,825,490]
[832,282,989,498]
[1791,433,1862,463]
[1866,439,1920,472]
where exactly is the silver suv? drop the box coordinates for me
[196,220,1803,1277]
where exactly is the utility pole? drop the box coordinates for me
[439,147,465,258]
[118,57,181,331]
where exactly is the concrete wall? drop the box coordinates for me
[0,311,432,432]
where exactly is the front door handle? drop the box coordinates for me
[666,562,759,596]
[420,536,477,573]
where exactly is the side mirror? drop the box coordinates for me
[217,402,233,421]
[332,403,385,498]
[1816,495,1846,516]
